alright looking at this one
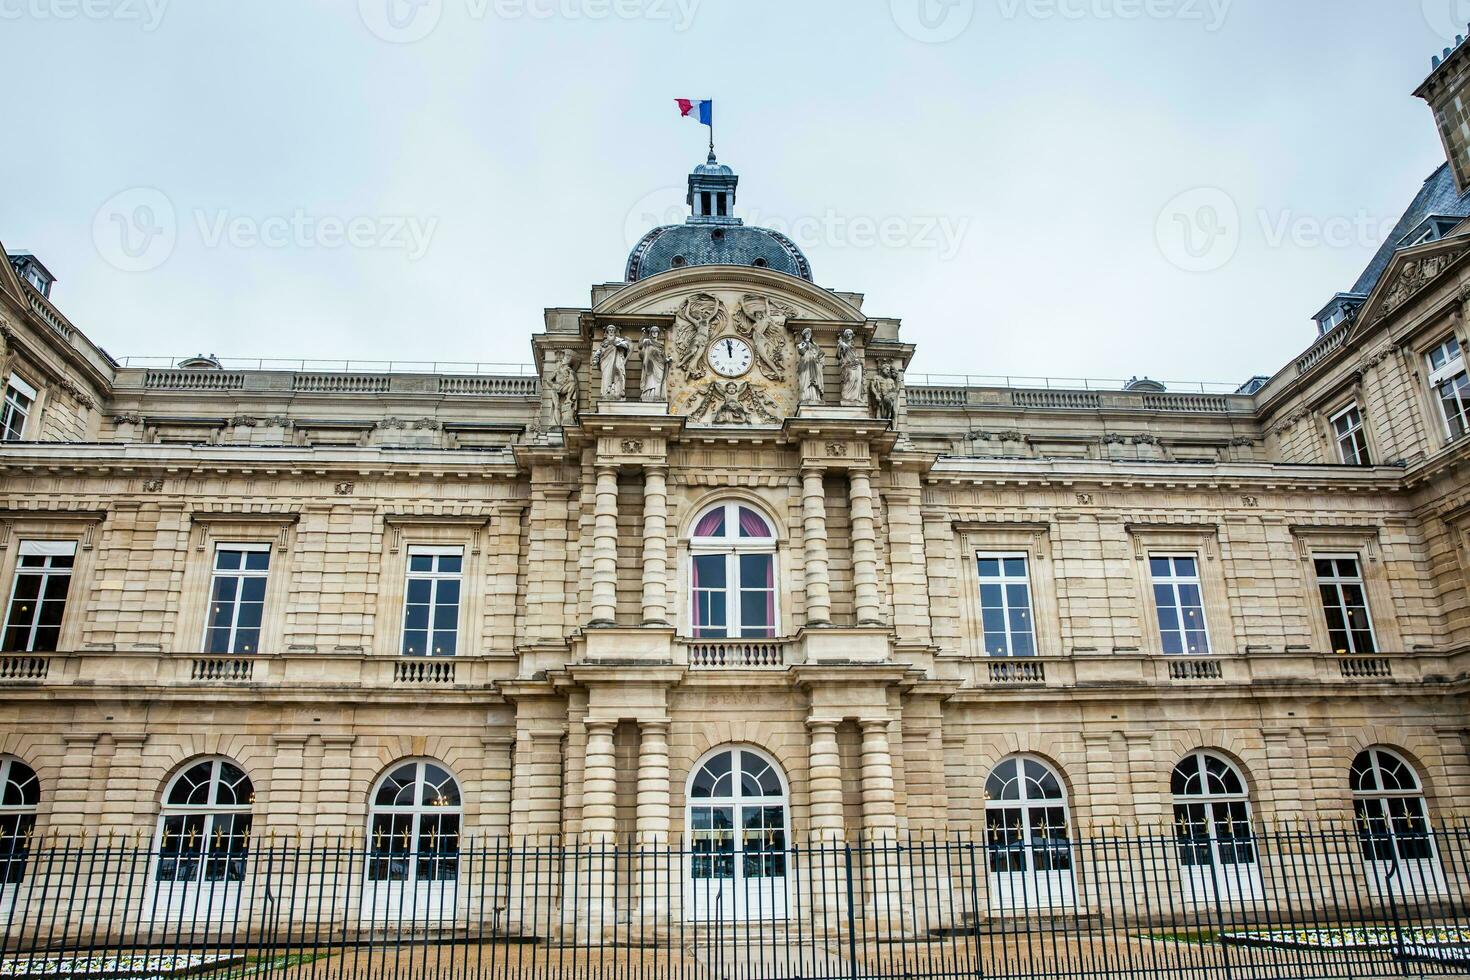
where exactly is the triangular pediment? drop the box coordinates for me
[1351,233,1470,337]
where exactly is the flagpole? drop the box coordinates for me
[708,106,715,159]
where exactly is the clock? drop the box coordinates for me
[708,337,754,378]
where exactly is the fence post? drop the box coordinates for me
[844,842,859,980]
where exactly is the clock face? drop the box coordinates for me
[708,337,754,378]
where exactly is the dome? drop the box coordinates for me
[626,223,813,282]
[624,152,814,283]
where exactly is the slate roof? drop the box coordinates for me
[1349,163,1470,296]
[625,223,814,283]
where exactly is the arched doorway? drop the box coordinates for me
[1171,750,1262,904]
[984,755,1075,909]
[685,746,789,921]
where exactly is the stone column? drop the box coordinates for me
[848,469,882,626]
[50,734,101,837]
[807,721,846,842]
[802,467,833,627]
[859,720,899,839]
[101,734,148,835]
[590,466,620,627]
[635,722,673,928]
[580,722,618,843]
[640,466,670,626]
[635,723,671,845]
[314,735,358,838]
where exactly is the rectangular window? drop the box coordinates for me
[401,547,463,657]
[2,541,75,652]
[1315,555,1376,654]
[1,376,35,443]
[1331,405,1371,466]
[976,554,1036,657]
[203,544,270,655]
[1150,555,1210,655]
[691,552,775,640]
[1427,337,1470,440]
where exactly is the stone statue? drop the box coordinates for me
[837,328,863,405]
[688,380,782,426]
[795,328,826,406]
[639,325,668,402]
[674,294,723,379]
[737,295,795,380]
[545,350,580,427]
[868,360,902,423]
[592,324,632,400]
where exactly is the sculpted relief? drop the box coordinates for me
[665,290,802,425]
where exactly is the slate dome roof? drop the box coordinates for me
[624,153,813,283]
[626,223,813,283]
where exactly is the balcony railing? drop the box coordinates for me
[684,637,792,670]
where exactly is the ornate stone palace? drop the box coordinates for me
[3,51,1470,918]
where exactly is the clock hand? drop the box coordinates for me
[726,340,733,359]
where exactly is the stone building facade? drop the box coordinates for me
[2,54,1470,919]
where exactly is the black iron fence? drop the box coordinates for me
[4,825,1470,978]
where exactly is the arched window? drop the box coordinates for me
[689,503,777,639]
[367,761,461,886]
[985,756,1073,907]
[686,746,789,921]
[1171,751,1260,901]
[156,759,253,887]
[1352,748,1434,865]
[0,758,38,885]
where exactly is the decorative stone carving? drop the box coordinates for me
[639,326,668,402]
[142,479,165,493]
[868,360,902,422]
[674,294,725,380]
[1374,249,1466,323]
[112,412,144,426]
[592,324,631,400]
[687,380,781,426]
[262,416,293,428]
[229,415,258,427]
[334,483,356,496]
[735,295,794,381]
[838,329,864,405]
[541,351,580,429]
[620,439,645,454]
[796,328,826,405]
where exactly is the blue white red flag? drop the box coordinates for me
[675,99,714,127]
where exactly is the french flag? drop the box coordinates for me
[676,99,713,127]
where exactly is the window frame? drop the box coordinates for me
[684,744,791,922]
[685,502,781,640]
[400,545,465,658]
[1170,750,1262,903]
[1329,403,1372,466]
[1,375,36,443]
[2,541,77,653]
[152,758,255,892]
[1148,553,1213,656]
[1426,335,1470,442]
[0,757,39,889]
[201,542,271,655]
[983,754,1074,910]
[975,552,1038,658]
[1350,748,1440,878]
[1312,553,1378,655]
[365,759,463,890]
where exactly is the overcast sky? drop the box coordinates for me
[0,0,1463,385]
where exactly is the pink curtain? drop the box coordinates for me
[694,509,725,538]
[739,508,771,538]
[763,555,775,632]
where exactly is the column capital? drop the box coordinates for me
[271,734,310,749]
[638,719,672,736]
[319,734,358,749]
[111,733,149,750]
[62,733,101,749]
[805,719,841,734]
[858,717,893,734]
[584,720,618,737]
